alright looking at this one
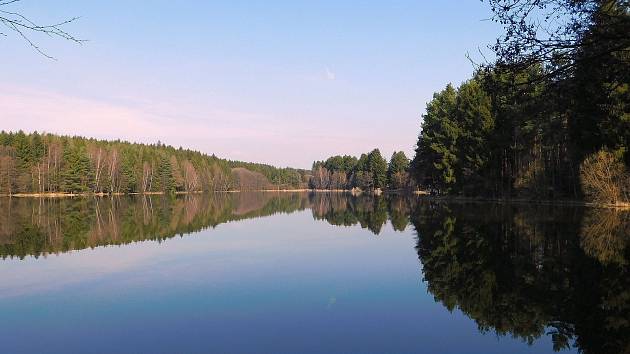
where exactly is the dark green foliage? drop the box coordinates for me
[411,84,459,193]
[411,0,629,200]
[320,155,358,173]
[454,79,494,193]
[156,156,175,194]
[61,144,93,193]
[388,151,409,176]
[0,132,303,195]
[120,149,138,193]
[412,0,626,200]
[411,71,575,197]
[367,149,388,189]
[310,149,401,191]
[387,151,410,189]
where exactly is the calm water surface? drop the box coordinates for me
[0,193,628,353]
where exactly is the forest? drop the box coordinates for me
[309,150,411,191]
[0,130,415,196]
[1,1,627,205]
[0,131,309,195]
[411,0,629,205]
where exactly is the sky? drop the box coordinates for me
[1,1,502,169]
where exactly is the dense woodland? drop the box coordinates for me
[0,131,309,195]
[0,130,414,195]
[310,1,629,204]
[411,0,630,204]
[1,1,627,204]
[309,150,411,191]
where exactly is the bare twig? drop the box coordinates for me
[0,0,83,59]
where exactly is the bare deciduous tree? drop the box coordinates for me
[182,160,200,192]
[580,149,629,205]
[0,0,83,59]
[484,0,630,83]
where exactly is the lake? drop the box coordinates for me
[0,192,628,354]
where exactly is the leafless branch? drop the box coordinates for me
[0,0,84,59]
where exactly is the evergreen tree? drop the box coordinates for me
[454,78,493,194]
[30,131,46,162]
[411,84,459,194]
[367,149,388,190]
[61,145,92,193]
[156,156,176,193]
[352,153,370,189]
[387,151,410,189]
[120,150,138,193]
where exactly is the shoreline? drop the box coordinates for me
[412,194,630,210]
[1,190,628,209]
[0,189,352,198]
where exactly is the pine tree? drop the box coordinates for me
[388,151,410,189]
[156,156,175,193]
[120,150,138,193]
[454,77,493,194]
[352,154,370,189]
[61,145,93,193]
[411,84,459,194]
[368,149,388,190]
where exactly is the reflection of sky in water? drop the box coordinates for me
[0,211,568,354]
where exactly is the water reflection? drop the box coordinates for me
[0,192,416,258]
[411,202,630,354]
[0,193,309,259]
[0,193,629,353]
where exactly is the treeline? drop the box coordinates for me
[309,149,412,191]
[227,160,309,188]
[411,0,629,204]
[0,131,307,195]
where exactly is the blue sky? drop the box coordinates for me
[2,1,501,168]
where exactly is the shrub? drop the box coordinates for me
[580,149,629,205]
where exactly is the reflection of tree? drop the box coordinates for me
[310,193,358,227]
[310,193,392,235]
[355,196,388,234]
[0,192,310,259]
[2,193,630,353]
[387,195,413,231]
[411,202,630,353]
[1,192,417,259]
[580,209,630,266]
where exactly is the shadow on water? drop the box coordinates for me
[411,202,630,354]
[0,192,629,353]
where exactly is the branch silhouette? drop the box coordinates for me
[0,0,83,59]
